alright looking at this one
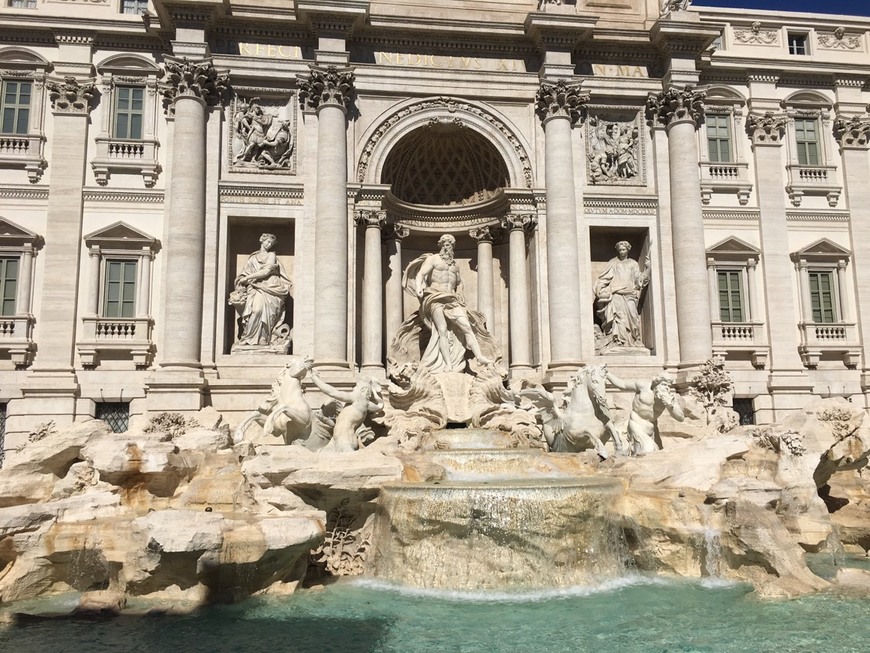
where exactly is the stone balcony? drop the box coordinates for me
[798,321,860,368]
[699,161,752,205]
[711,321,768,368]
[77,316,154,368]
[91,137,160,187]
[785,164,841,207]
[0,134,46,182]
[0,314,35,367]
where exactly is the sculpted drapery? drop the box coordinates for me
[594,241,650,349]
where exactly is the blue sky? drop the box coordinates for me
[694,0,870,16]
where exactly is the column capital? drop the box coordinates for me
[747,257,758,270]
[47,76,96,115]
[501,213,538,233]
[535,79,588,126]
[298,65,355,113]
[354,209,386,228]
[646,85,705,129]
[833,115,870,149]
[468,225,498,243]
[161,57,228,114]
[383,223,409,241]
[746,111,788,146]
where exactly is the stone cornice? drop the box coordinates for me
[82,189,165,203]
[702,209,760,222]
[524,12,597,51]
[0,186,49,201]
[650,17,722,56]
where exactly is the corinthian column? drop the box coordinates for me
[299,65,355,368]
[746,112,805,373]
[468,225,497,331]
[159,57,227,369]
[502,214,536,371]
[355,209,386,373]
[647,86,712,366]
[536,80,588,369]
[834,114,870,392]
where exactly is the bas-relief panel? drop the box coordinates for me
[585,112,645,187]
[227,94,297,174]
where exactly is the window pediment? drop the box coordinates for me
[84,222,159,251]
[791,237,850,262]
[0,216,41,248]
[96,54,160,76]
[707,236,760,261]
[0,47,51,73]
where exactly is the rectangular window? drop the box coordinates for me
[706,114,732,163]
[113,87,144,140]
[95,402,129,433]
[103,259,137,318]
[8,0,37,8]
[1,80,31,135]
[794,118,820,166]
[717,269,744,323]
[0,257,18,317]
[808,270,837,323]
[121,0,148,15]
[788,33,807,55]
[732,398,755,426]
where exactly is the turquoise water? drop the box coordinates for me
[2,576,869,652]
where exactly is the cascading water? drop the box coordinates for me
[372,431,628,590]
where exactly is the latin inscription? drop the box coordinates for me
[590,64,648,78]
[375,52,524,72]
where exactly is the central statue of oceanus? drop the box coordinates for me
[389,234,500,373]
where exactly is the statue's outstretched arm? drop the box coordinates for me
[606,371,638,392]
[309,370,355,404]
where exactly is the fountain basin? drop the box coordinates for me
[406,449,600,482]
[373,477,625,590]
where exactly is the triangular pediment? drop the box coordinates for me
[792,238,850,261]
[707,236,760,259]
[0,216,40,246]
[84,222,158,250]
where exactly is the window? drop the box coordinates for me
[121,0,148,14]
[732,398,755,426]
[788,33,807,55]
[112,87,144,140]
[1,80,30,134]
[717,269,744,322]
[95,402,129,433]
[8,0,36,8]
[706,114,732,163]
[794,118,820,165]
[103,259,137,318]
[0,257,18,316]
[808,270,836,323]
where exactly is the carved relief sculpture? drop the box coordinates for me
[390,234,499,374]
[231,96,295,169]
[660,0,691,16]
[594,240,650,353]
[309,370,384,452]
[228,232,293,354]
[606,371,685,454]
[733,22,779,45]
[587,117,640,184]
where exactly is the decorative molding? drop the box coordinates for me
[786,211,850,223]
[297,65,355,113]
[162,57,228,114]
[501,213,537,232]
[703,209,760,221]
[354,209,387,228]
[733,22,778,46]
[584,197,657,215]
[47,76,96,114]
[218,183,305,205]
[746,112,787,145]
[535,80,588,126]
[646,85,705,129]
[833,116,870,149]
[82,189,164,203]
[0,186,49,201]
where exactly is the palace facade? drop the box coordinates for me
[1,0,870,453]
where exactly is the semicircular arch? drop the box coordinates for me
[356,96,534,190]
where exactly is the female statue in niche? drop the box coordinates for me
[594,240,650,351]
[229,232,293,353]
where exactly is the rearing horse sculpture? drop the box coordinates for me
[520,364,625,459]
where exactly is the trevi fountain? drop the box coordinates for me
[0,232,868,652]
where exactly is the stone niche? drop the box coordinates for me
[224,221,295,355]
[589,227,654,355]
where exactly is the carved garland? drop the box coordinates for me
[733,22,778,45]
[356,97,534,188]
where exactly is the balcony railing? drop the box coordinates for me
[699,161,752,205]
[0,314,35,367]
[92,138,160,187]
[710,321,768,368]
[0,134,46,182]
[785,164,841,207]
[78,316,154,368]
[798,321,860,368]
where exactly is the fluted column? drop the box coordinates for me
[17,247,34,315]
[834,115,870,389]
[747,112,806,371]
[299,66,355,367]
[469,225,496,331]
[536,80,588,368]
[355,209,386,372]
[647,86,712,366]
[159,57,226,369]
[384,223,409,350]
[502,214,536,370]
